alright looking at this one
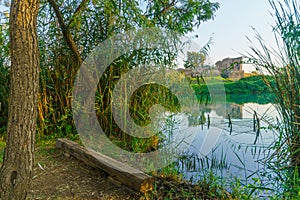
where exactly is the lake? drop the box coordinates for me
[160,97,279,195]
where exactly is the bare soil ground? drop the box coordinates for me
[28,146,143,200]
[1,143,230,199]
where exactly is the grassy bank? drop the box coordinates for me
[190,75,275,103]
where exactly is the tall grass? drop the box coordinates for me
[246,0,300,197]
[93,50,181,152]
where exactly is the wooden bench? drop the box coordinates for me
[56,138,154,193]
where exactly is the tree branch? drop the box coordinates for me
[47,0,83,65]
[67,0,90,28]
[144,0,177,18]
[160,0,176,14]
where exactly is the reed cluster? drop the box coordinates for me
[247,0,300,197]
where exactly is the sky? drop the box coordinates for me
[193,0,278,70]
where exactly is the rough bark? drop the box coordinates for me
[0,0,40,199]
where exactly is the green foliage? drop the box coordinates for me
[225,75,274,94]
[0,66,9,135]
[147,169,249,200]
[35,0,219,146]
[191,75,275,104]
[0,140,5,163]
[226,93,275,104]
[247,0,300,197]
[0,16,9,136]
[145,0,219,34]
[184,36,213,69]
[184,51,206,68]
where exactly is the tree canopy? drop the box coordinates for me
[34,0,220,136]
[184,51,207,68]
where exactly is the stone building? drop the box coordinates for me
[215,57,244,80]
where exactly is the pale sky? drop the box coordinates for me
[194,0,277,69]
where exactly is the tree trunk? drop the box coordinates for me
[0,0,40,199]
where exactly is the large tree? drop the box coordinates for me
[37,0,220,136]
[0,0,40,199]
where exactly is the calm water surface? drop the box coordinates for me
[162,100,279,194]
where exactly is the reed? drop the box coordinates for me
[246,0,300,197]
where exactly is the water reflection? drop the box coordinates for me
[165,100,279,194]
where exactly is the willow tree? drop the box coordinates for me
[0,0,40,199]
[37,0,220,138]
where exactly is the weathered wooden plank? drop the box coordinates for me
[56,138,153,192]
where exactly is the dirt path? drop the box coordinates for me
[28,146,143,200]
[0,143,229,199]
